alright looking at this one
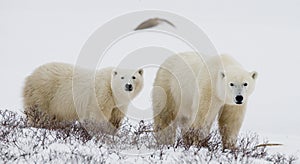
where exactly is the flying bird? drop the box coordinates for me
[134,18,176,30]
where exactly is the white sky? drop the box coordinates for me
[1,0,300,140]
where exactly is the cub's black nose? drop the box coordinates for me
[125,83,133,91]
[235,95,244,104]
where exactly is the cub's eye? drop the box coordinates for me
[121,77,124,79]
[132,76,136,79]
[243,83,248,86]
[230,83,234,86]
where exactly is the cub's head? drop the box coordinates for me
[217,67,258,105]
[111,68,144,100]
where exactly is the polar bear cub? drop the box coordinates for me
[23,62,144,130]
[152,52,257,149]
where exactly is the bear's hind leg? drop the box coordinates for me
[153,88,177,145]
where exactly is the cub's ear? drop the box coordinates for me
[138,69,143,76]
[250,71,258,80]
[219,71,225,79]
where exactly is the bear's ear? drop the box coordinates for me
[219,71,225,79]
[138,69,143,76]
[113,71,118,76]
[250,71,258,80]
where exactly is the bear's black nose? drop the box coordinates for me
[125,83,133,91]
[235,95,244,104]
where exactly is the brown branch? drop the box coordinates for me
[255,143,283,148]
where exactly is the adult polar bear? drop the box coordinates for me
[23,62,144,131]
[152,52,257,149]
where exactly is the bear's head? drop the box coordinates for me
[111,68,144,103]
[216,67,258,105]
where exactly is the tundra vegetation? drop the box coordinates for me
[0,109,297,163]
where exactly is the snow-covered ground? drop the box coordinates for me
[0,110,297,163]
[1,0,300,163]
[259,133,300,159]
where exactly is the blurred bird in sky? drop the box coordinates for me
[134,17,175,30]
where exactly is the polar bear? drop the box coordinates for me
[23,62,144,131]
[152,52,257,149]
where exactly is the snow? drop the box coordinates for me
[0,112,296,163]
[259,133,300,158]
[1,0,300,163]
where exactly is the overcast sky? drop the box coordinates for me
[1,0,300,142]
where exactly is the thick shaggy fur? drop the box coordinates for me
[152,52,257,149]
[23,62,143,131]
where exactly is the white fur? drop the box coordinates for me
[152,52,257,148]
[23,62,144,128]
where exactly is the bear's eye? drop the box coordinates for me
[132,76,136,79]
[121,77,124,79]
[230,83,234,86]
[243,83,248,86]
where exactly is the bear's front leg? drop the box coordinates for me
[108,107,126,134]
[218,104,247,149]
